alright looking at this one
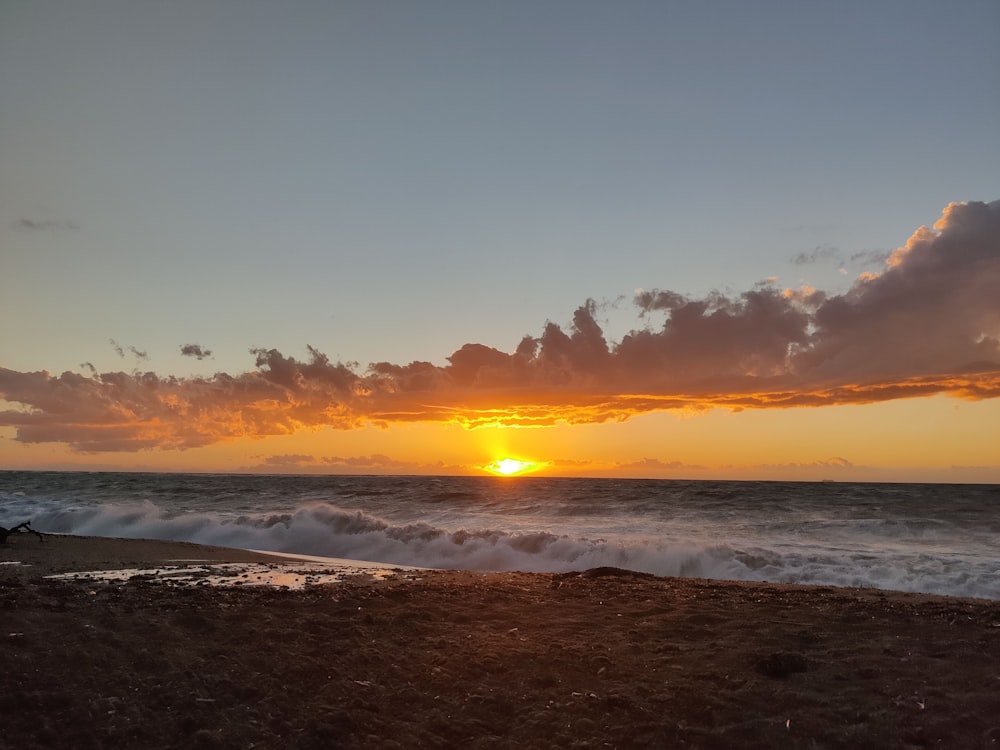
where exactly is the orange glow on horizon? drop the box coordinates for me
[483,457,546,476]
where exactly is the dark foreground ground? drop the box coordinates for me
[3,534,1000,749]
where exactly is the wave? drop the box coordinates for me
[8,499,999,600]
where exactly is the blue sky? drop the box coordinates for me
[4,0,997,377]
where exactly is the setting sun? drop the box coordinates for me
[484,458,544,476]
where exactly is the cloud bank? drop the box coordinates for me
[2,201,998,452]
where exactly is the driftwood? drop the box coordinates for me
[0,521,44,544]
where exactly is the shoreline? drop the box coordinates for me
[2,531,997,603]
[4,534,1000,747]
[1,533,425,588]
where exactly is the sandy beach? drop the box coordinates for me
[3,532,1000,749]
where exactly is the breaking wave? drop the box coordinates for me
[11,499,1000,600]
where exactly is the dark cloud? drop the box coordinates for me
[791,245,841,266]
[619,287,812,385]
[1,201,997,452]
[180,344,213,360]
[849,249,891,266]
[108,340,148,361]
[796,201,1000,382]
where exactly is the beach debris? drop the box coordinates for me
[0,521,44,544]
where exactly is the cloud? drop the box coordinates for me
[849,249,891,267]
[791,244,841,266]
[249,453,455,474]
[258,453,316,467]
[321,454,406,469]
[109,339,148,362]
[12,218,79,231]
[795,200,1000,383]
[751,457,855,471]
[615,458,705,471]
[1,201,998,452]
[180,344,213,360]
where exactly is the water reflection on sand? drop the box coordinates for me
[49,555,424,589]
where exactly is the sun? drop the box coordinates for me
[483,457,544,476]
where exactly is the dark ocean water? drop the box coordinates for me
[2,471,998,599]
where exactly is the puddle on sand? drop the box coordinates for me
[48,561,424,589]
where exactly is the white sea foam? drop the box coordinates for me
[8,493,1000,600]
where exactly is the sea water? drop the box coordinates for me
[2,471,998,600]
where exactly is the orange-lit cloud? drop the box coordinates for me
[614,458,704,472]
[2,201,998,452]
[249,452,466,475]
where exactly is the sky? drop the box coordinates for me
[1,0,998,481]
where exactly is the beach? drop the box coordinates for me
[3,533,1000,749]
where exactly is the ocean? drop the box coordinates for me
[2,471,998,600]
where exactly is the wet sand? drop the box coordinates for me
[3,533,1000,748]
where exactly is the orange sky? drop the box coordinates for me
[2,202,999,481]
[3,395,998,483]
